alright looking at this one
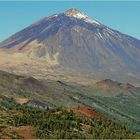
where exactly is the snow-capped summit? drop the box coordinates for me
[65,8,82,16]
[65,8,100,25]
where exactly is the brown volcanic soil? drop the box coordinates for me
[96,79,119,89]
[71,105,103,119]
[2,126,36,139]
[96,79,135,90]
[15,97,29,104]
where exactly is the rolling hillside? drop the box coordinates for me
[0,70,140,132]
[0,96,140,139]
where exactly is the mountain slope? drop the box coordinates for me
[0,8,140,83]
[1,97,140,139]
[0,70,81,107]
[0,70,140,131]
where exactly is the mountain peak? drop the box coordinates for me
[65,8,82,15]
[65,8,100,25]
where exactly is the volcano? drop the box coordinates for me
[0,8,140,84]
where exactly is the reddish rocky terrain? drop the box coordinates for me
[71,105,103,119]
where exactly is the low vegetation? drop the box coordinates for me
[0,97,140,139]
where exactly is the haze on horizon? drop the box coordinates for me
[0,1,140,42]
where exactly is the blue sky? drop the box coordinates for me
[0,1,140,41]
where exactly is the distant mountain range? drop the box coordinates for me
[0,8,140,84]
